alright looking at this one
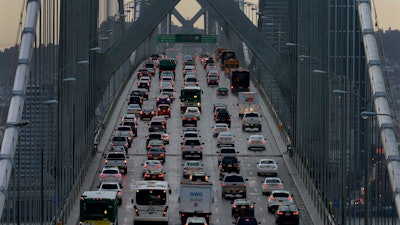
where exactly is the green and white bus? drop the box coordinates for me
[80,191,118,225]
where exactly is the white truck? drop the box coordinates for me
[179,181,214,224]
[238,92,260,117]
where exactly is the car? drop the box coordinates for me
[137,68,149,78]
[181,138,204,159]
[121,113,137,122]
[147,139,165,151]
[98,182,123,205]
[140,106,156,120]
[156,94,171,106]
[160,90,175,103]
[234,216,259,225]
[114,125,135,143]
[146,132,169,145]
[215,110,232,127]
[159,81,173,90]
[121,119,138,136]
[181,131,201,144]
[231,199,255,218]
[188,171,209,182]
[130,90,142,98]
[142,160,164,176]
[110,135,129,151]
[217,131,235,147]
[184,74,199,86]
[144,62,156,76]
[247,135,267,150]
[126,104,142,117]
[219,156,240,177]
[137,88,149,100]
[256,158,278,176]
[99,167,123,186]
[267,190,294,212]
[138,80,150,89]
[148,120,166,133]
[261,177,284,195]
[212,123,230,137]
[274,205,300,225]
[151,116,168,129]
[184,107,201,120]
[182,160,204,178]
[183,65,196,77]
[214,107,229,118]
[104,151,129,174]
[182,113,198,127]
[157,104,171,118]
[128,95,143,106]
[140,75,152,85]
[221,174,247,198]
[161,76,174,86]
[216,87,229,96]
[184,217,207,225]
[160,70,175,80]
[213,102,228,112]
[183,127,199,134]
[147,147,165,163]
[217,147,238,166]
[207,74,219,86]
[207,69,220,78]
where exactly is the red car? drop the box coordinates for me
[157,104,171,118]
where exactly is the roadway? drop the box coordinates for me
[66,45,322,225]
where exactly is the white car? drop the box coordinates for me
[127,104,141,117]
[247,134,267,150]
[98,182,123,205]
[217,131,235,147]
[256,158,278,176]
[185,107,201,120]
[184,217,208,225]
[267,190,294,212]
[261,177,284,195]
[182,160,203,178]
[212,123,230,137]
[142,160,164,176]
[99,167,123,186]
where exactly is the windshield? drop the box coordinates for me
[136,190,167,205]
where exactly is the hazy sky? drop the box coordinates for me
[0,0,398,51]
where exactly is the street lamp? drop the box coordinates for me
[332,89,368,103]
[360,111,400,122]
[299,55,323,66]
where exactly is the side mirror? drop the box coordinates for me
[127,156,130,158]
[131,199,134,204]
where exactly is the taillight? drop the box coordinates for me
[263,184,268,188]
[163,206,168,217]
[288,196,292,201]
[134,206,139,216]
[115,174,122,178]
[277,211,284,216]
[200,146,203,150]
[100,174,106,178]
[292,211,299,215]
[221,182,225,187]
[148,154,152,157]
[217,138,221,141]
[269,196,275,201]
[160,153,165,157]
[278,184,283,188]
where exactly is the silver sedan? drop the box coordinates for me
[247,134,267,150]
[256,158,278,176]
[217,131,235,147]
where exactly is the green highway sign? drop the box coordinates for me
[201,35,217,43]
[158,34,175,43]
[157,34,217,43]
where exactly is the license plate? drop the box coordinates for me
[228,165,232,167]
[154,157,158,159]
[191,151,195,153]
[241,206,246,209]
[285,212,291,216]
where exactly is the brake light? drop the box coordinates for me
[134,206,139,216]
[144,165,149,168]
[288,196,293,201]
[115,174,122,178]
[250,140,254,144]
[148,154,153,157]
[243,183,247,187]
[263,184,268,188]
[117,191,122,195]
[221,182,225,187]
[292,211,299,215]
[217,138,221,141]
[278,184,283,188]
[181,146,185,150]
[160,153,165,157]
[100,174,106,178]
[277,211,284,216]
[200,146,203,150]
[140,111,143,115]
[269,196,275,201]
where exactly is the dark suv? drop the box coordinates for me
[148,120,166,133]
[128,96,143,106]
[234,217,259,225]
[215,111,231,127]
[231,199,255,218]
[219,156,240,177]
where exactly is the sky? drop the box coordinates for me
[0,0,399,51]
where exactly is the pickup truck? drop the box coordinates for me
[104,151,129,174]
[242,112,262,131]
[221,174,247,198]
[181,138,204,159]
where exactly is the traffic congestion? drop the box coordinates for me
[79,46,309,225]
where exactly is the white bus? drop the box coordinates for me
[131,181,171,224]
